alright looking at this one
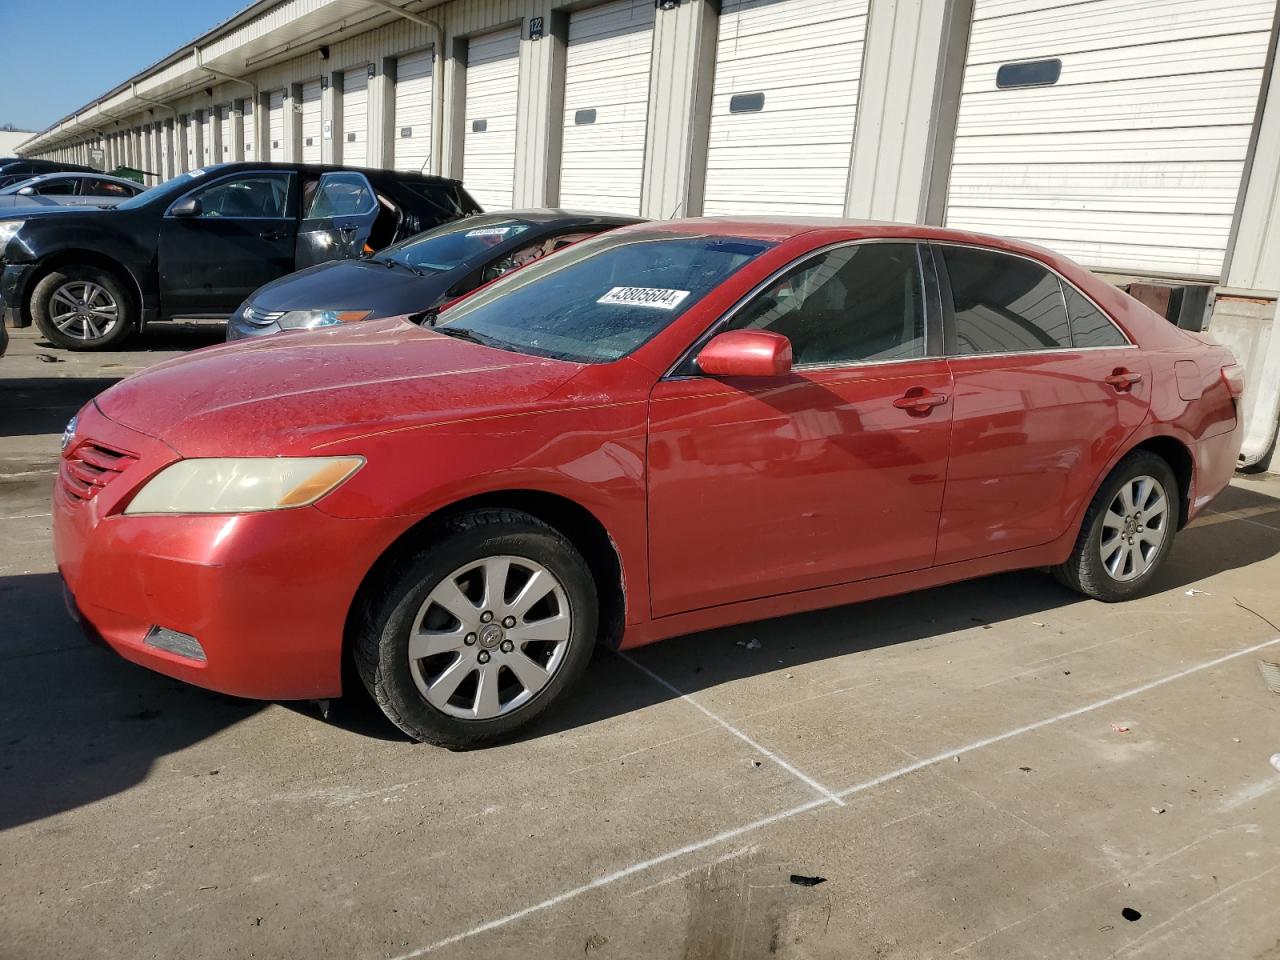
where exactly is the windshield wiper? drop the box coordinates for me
[374,256,423,277]
[436,326,505,349]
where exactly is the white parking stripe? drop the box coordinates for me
[619,652,846,807]
[388,634,1280,959]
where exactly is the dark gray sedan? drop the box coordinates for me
[226,209,643,340]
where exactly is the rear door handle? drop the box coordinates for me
[338,225,358,235]
[893,388,949,415]
[1104,370,1143,391]
[259,229,287,241]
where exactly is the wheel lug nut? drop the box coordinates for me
[500,640,514,653]
[477,651,490,664]
[502,616,516,628]
[464,633,477,646]
[480,611,494,623]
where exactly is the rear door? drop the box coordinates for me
[158,171,298,315]
[933,243,1149,564]
[296,171,381,268]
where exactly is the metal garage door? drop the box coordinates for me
[703,0,870,216]
[242,100,255,160]
[267,91,285,160]
[202,111,215,166]
[558,0,655,214]
[302,80,322,163]
[394,49,434,172]
[185,115,198,171]
[463,26,521,209]
[219,105,233,161]
[947,0,1277,279]
[343,65,370,167]
[158,122,171,179]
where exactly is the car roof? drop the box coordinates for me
[461,208,645,226]
[192,161,462,184]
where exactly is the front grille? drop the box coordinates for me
[60,441,138,504]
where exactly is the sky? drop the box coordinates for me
[0,0,250,133]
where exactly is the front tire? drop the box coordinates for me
[1054,450,1179,601]
[31,265,136,351]
[354,509,598,748]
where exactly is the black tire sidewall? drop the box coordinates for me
[1078,452,1179,601]
[32,266,136,351]
[362,514,598,748]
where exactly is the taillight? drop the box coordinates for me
[1221,362,1245,399]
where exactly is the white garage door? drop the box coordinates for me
[185,115,199,171]
[703,0,869,217]
[463,26,521,209]
[202,111,215,166]
[242,99,255,160]
[343,66,370,167]
[267,91,285,160]
[302,80,322,163]
[394,49,434,173]
[158,123,171,179]
[947,0,1277,279]
[219,105,233,161]
[558,0,655,214]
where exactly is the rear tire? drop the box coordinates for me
[354,509,598,748]
[31,265,136,351]
[1054,450,1179,602]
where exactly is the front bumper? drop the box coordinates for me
[53,402,406,700]
[1,262,34,327]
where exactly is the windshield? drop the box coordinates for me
[436,231,774,363]
[378,215,537,272]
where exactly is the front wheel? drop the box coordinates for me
[354,509,598,748]
[31,265,136,350]
[1054,451,1179,601]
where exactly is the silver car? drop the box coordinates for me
[0,173,146,210]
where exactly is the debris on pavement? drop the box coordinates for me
[1270,753,1280,774]
[1121,907,1142,922]
[789,874,827,887]
[36,353,62,363]
[1184,588,1209,597]
[1151,806,1166,815]
[1259,660,1280,695]
[1110,723,1130,733]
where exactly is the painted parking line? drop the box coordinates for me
[619,651,846,807]
[387,633,1280,959]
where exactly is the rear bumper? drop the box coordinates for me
[52,404,407,700]
[1189,417,1246,521]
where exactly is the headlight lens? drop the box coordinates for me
[0,221,22,245]
[278,309,372,330]
[124,457,364,515]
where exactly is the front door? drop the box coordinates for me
[296,171,382,269]
[932,244,1151,564]
[647,241,954,618]
[158,171,297,315]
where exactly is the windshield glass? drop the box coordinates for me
[436,231,773,363]
[115,168,206,210]
[379,215,537,272]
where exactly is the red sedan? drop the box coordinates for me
[53,219,1245,746]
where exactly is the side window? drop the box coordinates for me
[85,179,131,197]
[305,173,376,219]
[1063,283,1127,348]
[191,174,291,218]
[726,243,926,367]
[941,246,1071,355]
[36,179,77,196]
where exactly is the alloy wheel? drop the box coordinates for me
[1100,474,1169,582]
[49,280,120,342]
[407,555,572,720]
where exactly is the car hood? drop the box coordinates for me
[94,317,583,456]
[250,258,455,318]
[0,204,104,222]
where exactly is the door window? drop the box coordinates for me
[724,242,927,366]
[188,173,291,218]
[83,178,134,197]
[1063,283,1128,348]
[941,246,1071,354]
[34,179,77,196]
[304,172,377,218]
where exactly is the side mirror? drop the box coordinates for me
[169,196,202,217]
[696,330,793,378]
[16,186,35,196]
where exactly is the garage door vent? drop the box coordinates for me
[729,92,765,113]
[574,109,597,125]
[995,59,1061,89]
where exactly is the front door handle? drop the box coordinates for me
[1104,369,1143,391]
[259,229,287,241]
[338,225,358,235]
[893,388,949,416]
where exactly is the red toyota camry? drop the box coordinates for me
[53,219,1245,747]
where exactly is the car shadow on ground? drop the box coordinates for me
[1,377,123,439]
[32,320,226,355]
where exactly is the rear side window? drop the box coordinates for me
[84,179,133,197]
[36,179,77,196]
[1063,284,1128,347]
[396,181,482,219]
[305,172,377,218]
[942,246,1071,354]
[726,243,926,366]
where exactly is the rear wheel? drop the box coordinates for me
[31,265,135,350]
[1054,450,1179,601]
[354,509,598,748]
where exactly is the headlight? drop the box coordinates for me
[0,221,22,245]
[61,414,78,452]
[124,457,364,515]
[278,309,372,330]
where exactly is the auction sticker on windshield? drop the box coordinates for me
[597,287,691,310]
